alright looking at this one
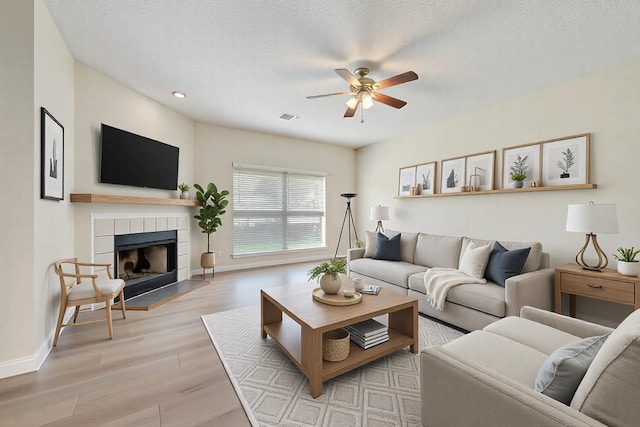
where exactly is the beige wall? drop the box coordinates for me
[193,123,356,271]
[356,60,640,326]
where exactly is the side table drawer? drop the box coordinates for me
[560,273,635,304]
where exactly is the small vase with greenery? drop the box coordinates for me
[308,258,347,295]
[509,155,528,188]
[178,183,190,199]
[194,183,229,274]
[613,246,640,276]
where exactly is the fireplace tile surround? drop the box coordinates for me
[92,214,190,285]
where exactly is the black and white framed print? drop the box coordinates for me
[541,134,589,187]
[415,162,436,195]
[465,151,495,191]
[398,165,416,196]
[41,107,64,200]
[502,142,541,189]
[440,156,466,194]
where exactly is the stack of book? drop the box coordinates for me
[344,319,389,349]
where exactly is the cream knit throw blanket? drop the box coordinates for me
[424,267,486,311]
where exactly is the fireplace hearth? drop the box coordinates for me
[114,230,177,300]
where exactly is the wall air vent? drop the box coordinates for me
[279,113,299,121]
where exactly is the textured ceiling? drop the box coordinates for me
[44,1,640,148]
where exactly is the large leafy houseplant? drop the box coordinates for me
[194,183,229,253]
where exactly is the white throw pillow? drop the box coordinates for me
[458,242,492,279]
[364,230,377,258]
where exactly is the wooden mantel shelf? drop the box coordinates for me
[70,193,201,206]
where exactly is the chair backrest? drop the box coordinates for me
[54,258,81,296]
[570,308,640,426]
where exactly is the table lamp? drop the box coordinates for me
[370,205,389,233]
[566,202,618,271]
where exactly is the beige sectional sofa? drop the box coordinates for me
[347,230,554,331]
[421,306,640,426]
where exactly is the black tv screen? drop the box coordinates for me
[100,124,179,191]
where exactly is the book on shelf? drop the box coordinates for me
[344,319,387,337]
[349,334,389,349]
[346,329,388,342]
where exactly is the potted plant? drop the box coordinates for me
[194,183,229,275]
[178,183,190,199]
[613,246,640,276]
[308,258,347,295]
[509,155,528,188]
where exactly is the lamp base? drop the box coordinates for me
[374,221,384,233]
[575,233,608,271]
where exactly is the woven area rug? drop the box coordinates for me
[202,305,464,427]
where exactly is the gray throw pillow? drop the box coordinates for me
[534,334,609,405]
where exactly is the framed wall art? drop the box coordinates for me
[440,156,465,194]
[465,151,495,191]
[415,162,436,195]
[502,142,541,189]
[398,165,416,196]
[41,107,64,201]
[541,134,590,187]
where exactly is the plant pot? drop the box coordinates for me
[617,260,640,276]
[511,181,524,188]
[320,273,341,295]
[201,252,215,269]
[180,191,189,199]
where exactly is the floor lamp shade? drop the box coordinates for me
[566,203,618,271]
[370,206,389,233]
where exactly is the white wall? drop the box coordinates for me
[356,60,640,325]
[193,123,356,271]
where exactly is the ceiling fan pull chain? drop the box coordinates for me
[360,105,365,123]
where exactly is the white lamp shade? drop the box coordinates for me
[370,206,390,221]
[566,203,618,234]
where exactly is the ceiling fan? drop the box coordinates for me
[306,67,419,119]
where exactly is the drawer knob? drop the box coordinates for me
[587,283,602,289]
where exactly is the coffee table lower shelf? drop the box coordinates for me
[263,316,414,383]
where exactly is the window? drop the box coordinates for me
[232,163,326,256]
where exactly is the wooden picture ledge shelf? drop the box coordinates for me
[395,183,597,199]
[70,193,201,206]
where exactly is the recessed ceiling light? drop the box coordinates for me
[172,91,186,99]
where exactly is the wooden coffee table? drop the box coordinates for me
[260,284,418,398]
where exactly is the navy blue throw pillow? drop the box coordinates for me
[372,232,402,261]
[484,242,531,286]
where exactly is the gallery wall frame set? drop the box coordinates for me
[398,162,436,196]
[440,150,495,194]
[41,107,64,201]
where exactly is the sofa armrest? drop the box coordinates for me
[504,268,554,317]
[421,347,606,427]
[520,306,614,338]
[346,248,365,275]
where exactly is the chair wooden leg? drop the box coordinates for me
[53,302,66,347]
[106,299,114,339]
[73,306,80,323]
[119,290,127,319]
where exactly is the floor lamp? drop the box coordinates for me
[370,205,389,233]
[334,193,359,259]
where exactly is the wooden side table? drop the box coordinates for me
[555,263,640,317]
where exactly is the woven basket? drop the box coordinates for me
[322,328,350,362]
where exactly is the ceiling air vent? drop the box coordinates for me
[279,113,299,121]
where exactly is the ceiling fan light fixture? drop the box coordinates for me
[346,96,358,109]
[362,93,373,109]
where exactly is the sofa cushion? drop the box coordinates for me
[385,229,419,263]
[484,242,531,286]
[461,237,543,273]
[363,230,377,257]
[534,334,609,405]
[349,258,427,288]
[413,234,462,269]
[458,242,492,279]
[571,308,640,425]
[446,283,506,318]
[484,316,581,355]
[372,232,401,261]
[442,330,548,387]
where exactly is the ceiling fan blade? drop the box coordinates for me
[306,91,350,99]
[344,103,357,118]
[335,69,362,88]
[371,92,407,109]
[373,71,418,90]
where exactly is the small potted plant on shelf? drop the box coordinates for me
[308,258,347,295]
[613,246,640,276]
[178,183,190,199]
[509,155,528,188]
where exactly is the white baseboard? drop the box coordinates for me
[190,254,324,278]
[0,307,74,379]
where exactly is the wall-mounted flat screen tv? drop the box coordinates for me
[100,124,179,191]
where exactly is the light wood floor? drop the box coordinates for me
[0,262,317,426]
